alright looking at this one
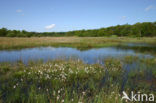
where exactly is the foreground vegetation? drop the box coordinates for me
[0,22,156,37]
[0,56,156,103]
[0,37,156,50]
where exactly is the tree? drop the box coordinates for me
[0,21,156,37]
[0,28,8,36]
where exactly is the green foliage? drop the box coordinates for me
[0,57,156,103]
[0,21,156,37]
[0,28,8,37]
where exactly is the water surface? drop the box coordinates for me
[0,46,153,64]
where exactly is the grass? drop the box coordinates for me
[0,37,156,50]
[0,37,156,102]
[0,56,156,103]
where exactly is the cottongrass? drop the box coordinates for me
[0,56,156,103]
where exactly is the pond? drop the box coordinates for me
[0,45,154,64]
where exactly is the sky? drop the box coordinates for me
[0,0,156,32]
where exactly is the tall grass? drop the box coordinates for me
[0,37,156,50]
[0,56,156,103]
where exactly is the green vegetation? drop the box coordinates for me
[0,37,156,50]
[0,22,156,37]
[0,56,156,103]
[0,21,156,103]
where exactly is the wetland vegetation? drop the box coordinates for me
[0,27,156,103]
[0,37,156,50]
[0,37,156,103]
[0,56,156,103]
[1,0,156,102]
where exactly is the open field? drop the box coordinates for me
[0,56,156,103]
[0,37,156,50]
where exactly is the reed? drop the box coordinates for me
[0,37,156,50]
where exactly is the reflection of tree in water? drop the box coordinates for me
[115,45,156,56]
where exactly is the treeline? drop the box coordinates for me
[0,22,156,37]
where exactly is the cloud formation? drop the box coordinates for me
[122,16,127,20]
[16,9,23,13]
[45,24,56,30]
[145,5,154,11]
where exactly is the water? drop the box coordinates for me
[0,46,153,64]
[125,43,153,47]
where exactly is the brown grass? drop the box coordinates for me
[0,37,156,49]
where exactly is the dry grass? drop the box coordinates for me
[0,37,156,49]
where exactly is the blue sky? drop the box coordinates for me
[0,0,156,32]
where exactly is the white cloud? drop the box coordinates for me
[45,24,56,30]
[145,5,154,11]
[121,16,127,20]
[122,16,127,20]
[16,9,23,13]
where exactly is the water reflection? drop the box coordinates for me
[0,46,153,64]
